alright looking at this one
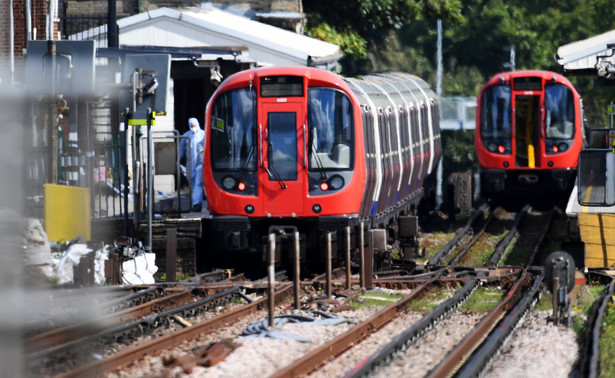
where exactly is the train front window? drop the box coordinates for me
[307,88,354,170]
[210,88,257,171]
[545,84,575,139]
[480,85,511,140]
[268,112,297,181]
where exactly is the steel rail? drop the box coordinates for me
[429,203,490,266]
[344,278,480,377]
[29,285,243,361]
[425,269,532,378]
[486,204,530,267]
[455,272,544,377]
[55,283,294,378]
[572,270,615,378]
[447,209,496,266]
[269,270,446,378]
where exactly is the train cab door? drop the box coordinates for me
[513,94,541,168]
[259,100,306,216]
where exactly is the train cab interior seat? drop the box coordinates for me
[310,144,350,169]
[546,120,574,139]
[332,144,350,167]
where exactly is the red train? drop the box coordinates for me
[202,66,441,269]
[475,70,583,199]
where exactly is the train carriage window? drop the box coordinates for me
[210,88,257,171]
[545,84,575,139]
[480,85,511,140]
[307,88,354,170]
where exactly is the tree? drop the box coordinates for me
[303,0,464,74]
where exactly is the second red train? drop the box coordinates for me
[475,70,583,199]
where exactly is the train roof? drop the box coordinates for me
[483,70,575,88]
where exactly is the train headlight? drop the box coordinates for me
[320,182,329,191]
[488,143,497,152]
[222,176,237,190]
[497,145,506,154]
[329,175,345,190]
[312,204,322,214]
[558,143,568,152]
[245,204,255,214]
[237,181,246,191]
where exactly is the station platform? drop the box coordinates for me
[566,184,615,267]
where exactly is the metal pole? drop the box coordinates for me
[365,231,373,290]
[9,0,14,86]
[107,0,118,48]
[268,233,276,328]
[359,222,365,289]
[48,40,57,184]
[294,231,300,310]
[166,228,177,282]
[552,276,560,325]
[345,226,351,290]
[326,232,332,299]
[147,109,153,252]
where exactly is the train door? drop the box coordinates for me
[513,94,541,168]
[260,100,306,216]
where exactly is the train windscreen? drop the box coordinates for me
[267,112,298,181]
[210,88,257,171]
[307,88,354,170]
[544,84,575,139]
[480,85,512,148]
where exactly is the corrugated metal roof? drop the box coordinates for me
[556,29,615,73]
[113,6,341,69]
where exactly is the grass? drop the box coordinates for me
[457,231,507,266]
[349,291,405,310]
[600,301,615,376]
[155,271,194,282]
[568,285,604,335]
[407,286,458,313]
[421,231,457,259]
[460,285,505,313]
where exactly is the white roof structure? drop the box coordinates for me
[556,29,615,78]
[84,5,341,70]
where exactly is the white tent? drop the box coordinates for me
[556,29,615,78]
[75,5,342,70]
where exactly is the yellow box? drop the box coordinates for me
[44,184,91,243]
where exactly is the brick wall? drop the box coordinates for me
[1,0,52,82]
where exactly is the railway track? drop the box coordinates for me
[23,204,612,377]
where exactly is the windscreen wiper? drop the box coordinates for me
[309,127,328,180]
[266,141,287,189]
[238,133,256,181]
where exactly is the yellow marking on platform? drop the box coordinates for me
[582,185,593,213]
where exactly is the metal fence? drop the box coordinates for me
[440,97,477,130]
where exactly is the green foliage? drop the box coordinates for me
[600,301,615,375]
[305,1,615,120]
[304,0,464,66]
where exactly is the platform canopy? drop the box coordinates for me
[82,5,342,70]
[556,29,615,79]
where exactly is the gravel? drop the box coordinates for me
[103,297,580,378]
